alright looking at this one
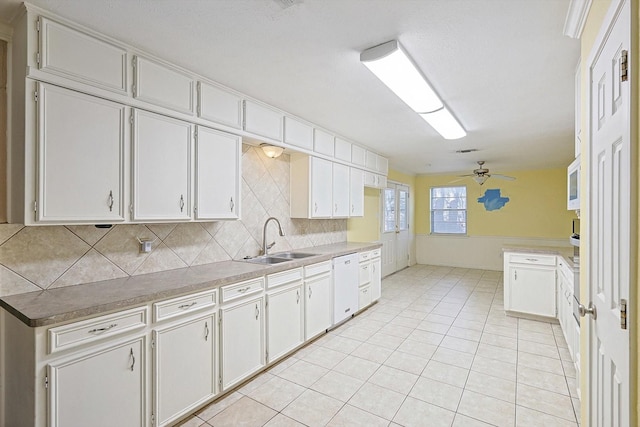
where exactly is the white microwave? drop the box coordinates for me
[567,156,580,210]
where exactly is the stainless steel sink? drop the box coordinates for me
[272,252,316,259]
[244,256,293,265]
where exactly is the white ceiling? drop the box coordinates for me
[1,0,580,175]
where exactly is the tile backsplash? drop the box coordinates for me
[0,145,347,297]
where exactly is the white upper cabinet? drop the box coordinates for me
[332,163,350,218]
[195,126,241,220]
[133,55,195,114]
[349,168,364,217]
[290,154,333,218]
[133,110,193,221]
[284,117,313,150]
[334,138,352,162]
[310,157,333,218]
[38,17,127,94]
[313,128,335,157]
[197,81,243,129]
[365,150,377,170]
[36,83,126,223]
[377,155,389,175]
[351,145,366,167]
[243,100,283,141]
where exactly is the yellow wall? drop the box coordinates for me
[414,168,575,238]
[347,169,417,244]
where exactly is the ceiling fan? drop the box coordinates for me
[456,161,516,185]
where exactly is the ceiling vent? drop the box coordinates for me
[456,148,479,154]
[273,0,303,9]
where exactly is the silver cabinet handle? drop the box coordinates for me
[345,260,351,265]
[363,265,369,270]
[363,289,368,293]
[129,348,135,372]
[204,321,209,341]
[108,190,114,212]
[255,303,259,320]
[314,202,318,213]
[230,197,234,212]
[179,301,197,310]
[179,194,185,212]
[372,264,376,273]
[514,270,517,280]
[237,286,250,294]
[88,323,117,334]
[308,286,312,299]
[526,258,538,262]
[296,290,300,304]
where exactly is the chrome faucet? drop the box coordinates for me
[262,217,285,255]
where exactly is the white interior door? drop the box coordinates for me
[587,1,631,425]
[381,182,410,277]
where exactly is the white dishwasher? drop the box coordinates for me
[332,253,359,325]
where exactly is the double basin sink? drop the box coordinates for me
[242,252,317,265]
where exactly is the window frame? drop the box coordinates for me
[430,185,468,235]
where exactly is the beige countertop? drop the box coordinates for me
[0,242,381,328]
[503,245,579,271]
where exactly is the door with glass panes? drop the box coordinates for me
[381,182,409,277]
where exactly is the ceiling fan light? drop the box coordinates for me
[260,144,284,158]
[420,107,466,140]
[361,40,443,113]
[473,175,489,185]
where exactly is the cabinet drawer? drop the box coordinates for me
[221,278,264,303]
[359,263,372,286]
[267,268,303,289]
[359,285,372,309]
[305,261,332,278]
[48,307,147,354]
[359,251,371,262]
[153,289,217,322]
[508,253,556,266]
[134,55,195,114]
[371,248,381,259]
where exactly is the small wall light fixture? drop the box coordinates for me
[260,143,284,158]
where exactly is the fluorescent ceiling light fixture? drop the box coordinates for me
[420,107,467,140]
[260,144,284,158]
[361,40,466,139]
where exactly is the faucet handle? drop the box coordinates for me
[266,241,276,250]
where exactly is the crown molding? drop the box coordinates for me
[563,0,593,38]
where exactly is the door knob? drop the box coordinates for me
[578,302,597,320]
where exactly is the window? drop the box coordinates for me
[383,188,395,232]
[430,186,467,234]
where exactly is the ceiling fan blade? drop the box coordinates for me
[456,174,476,177]
[448,177,467,184]
[491,174,516,181]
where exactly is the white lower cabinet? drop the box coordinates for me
[266,269,304,362]
[220,291,265,390]
[370,253,382,302]
[503,252,556,318]
[304,262,333,339]
[48,337,146,427]
[153,313,217,426]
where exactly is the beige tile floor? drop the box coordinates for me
[178,264,581,427]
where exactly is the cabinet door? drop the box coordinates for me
[359,285,372,310]
[154,314,216,426]
[371,258,382,302]
[195,126,240,220]
[134,56,195,114]
[267,284,304,362]
[313,129,334,156]
[365,151,377,170]
[310,157,333,218]
[506,266,556,317]
[305,274,332,339]
[220,296,265,390]
[351,145,366,167]
[284,117,313,150]
[334,138,352,162]
[244,100,283,141]
[133,110,192,221]
[349,168,364,217]
[37,83,125,223]
[197,81,243,129]
[48,338,145,427]
[38,17,127,94]
[332,163,350,218]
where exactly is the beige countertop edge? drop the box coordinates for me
[502,245,579,270]
[1,242,382,328]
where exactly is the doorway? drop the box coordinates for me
[380,182,410,277]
